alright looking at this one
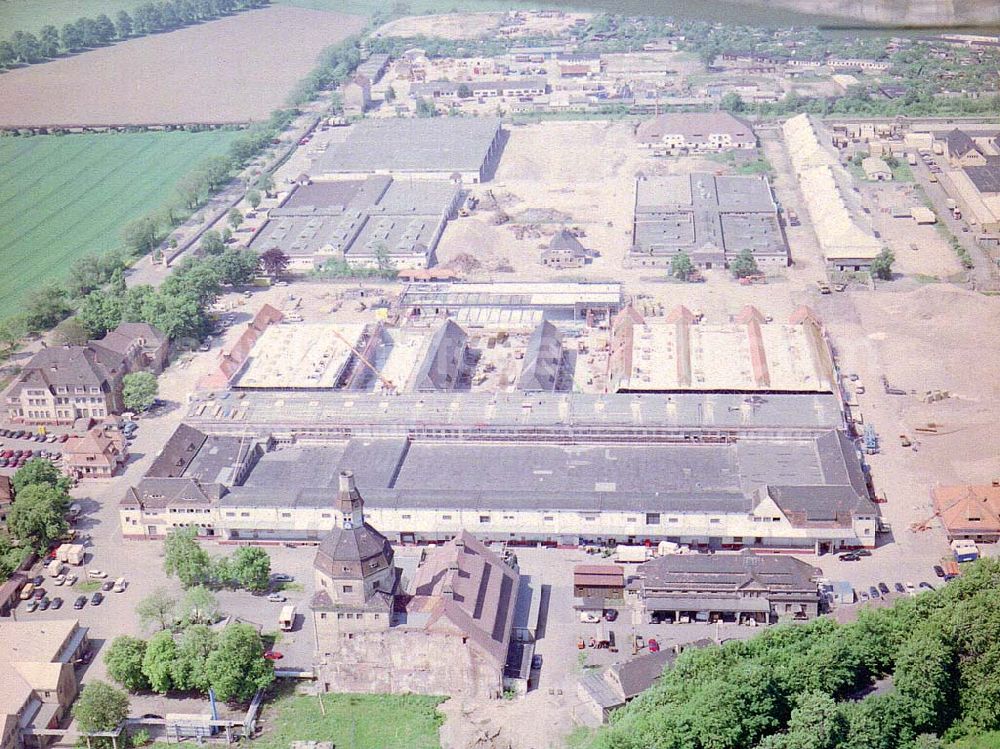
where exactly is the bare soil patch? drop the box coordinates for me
[0,6,365,126]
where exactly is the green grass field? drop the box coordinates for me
[251,691,445,749]
[0,130,239,319]
[0,0,152,35]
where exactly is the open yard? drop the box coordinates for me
[0,6,365,127]
[0,130,240,317]
[253,690,445,749]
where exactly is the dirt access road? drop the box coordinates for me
[0,6,365,127]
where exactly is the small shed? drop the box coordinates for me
[862,156,892,181]
[832,580,854,605]
[573,564,625,601]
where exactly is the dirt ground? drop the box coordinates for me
[436,120,724,287]
[0,7,365,126]
[376,11,591,40]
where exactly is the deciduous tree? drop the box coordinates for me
[122,371,158,412]
[13,458,72,494]
[72,681,129,734]
[204,623,275,702]
[230,546,270,592]
[7,484,69,552]
[163,528,213,588]
[136,587,178,631]
[142,630,177,693]
[104,636,151,692]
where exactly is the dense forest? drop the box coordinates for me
[581,558,1000,749]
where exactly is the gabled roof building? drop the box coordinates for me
[627,549,821,624]
[5,322,167,425]
[311,474,520,699]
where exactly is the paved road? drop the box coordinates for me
[908,153,997,287]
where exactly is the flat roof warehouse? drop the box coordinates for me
[313,117,505,182]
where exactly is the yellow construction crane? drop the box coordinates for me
[329,326,395,393]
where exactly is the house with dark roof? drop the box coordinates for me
[627,549,821,625]
[541,230,592,268]
[411,319,467,391]
[5,322,167,425]
[636,112,756,152]
[311,472,521,699]
[517,321,562,392]
[944,128,989,167]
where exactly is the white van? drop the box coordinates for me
[113,577,127,593]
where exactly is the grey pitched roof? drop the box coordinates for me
[413,319,467,391]
[635,549,819,593]
[315,523,394,566]
[146,424,208,478]
[548,230,587,255]
[946,128,980,157]
[17,346,112,390]
[517,321,562,392]
[92,322,165,356]
[611,650,675,699]
[408,531,519,666]
[122,477,223,509]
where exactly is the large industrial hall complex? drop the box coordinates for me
[120,298,877,555]
[627,173,789,269]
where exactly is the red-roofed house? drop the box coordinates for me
[63,428,127,479]
[933,483,1000,542]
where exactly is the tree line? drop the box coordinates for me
[0,33,359,360]
[583,558,1000,749]
[0,109,295,357]
[0,459,74,582]
[0,0,269,70]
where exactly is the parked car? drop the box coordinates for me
[859,591,870,602]
[919,581,934,591]
[905,582,916,596]
[25,599,38,613]
[531,654,543,670]
[74,595,87,609]
[856,549,872,557]
[894,582,906,593]
[878,582,889,595]
[50,597,63,610]
[31,574,43,586]
[33,588,46,600]
[933,565,945,578]
[38,597,51,610]
[604,609,618,622]
[65,574,78,586]
[272,573,294,583]
[87,569,107,579]
[53,574,67,586]
[839,552,861,562]
[101,580,114,592]
[869,586,880,599]
[267,593,286,603]
[263,651,283,661]
[648,639,660,653]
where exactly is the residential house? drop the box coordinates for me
[0,620,89,749]
[635,112,756,153]
[5,323,167,425]
[627,549,821,625]
[541,230,591,268]
[578,649,675,724]
[63,428,127,479]
[932,482,1000,542]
